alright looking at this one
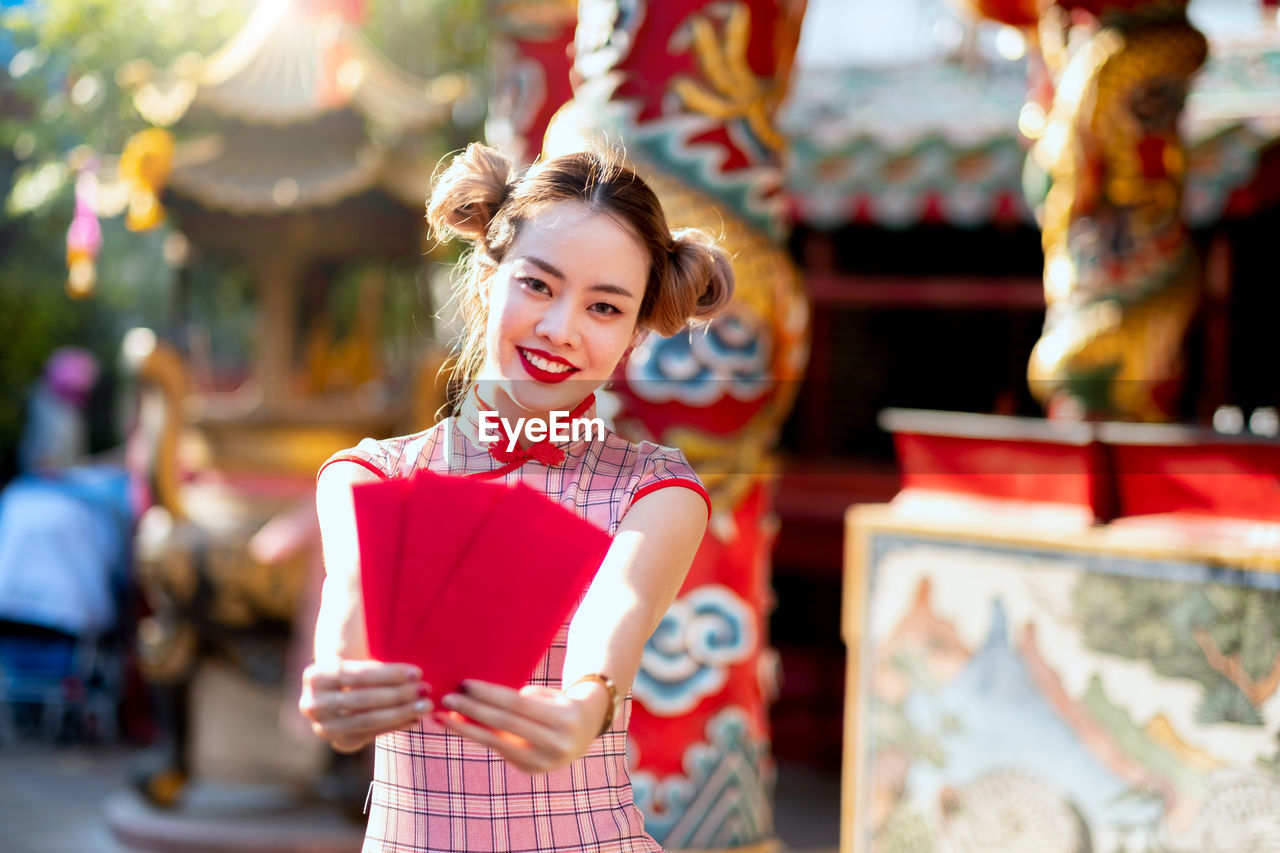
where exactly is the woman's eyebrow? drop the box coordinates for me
[589,282,637,299]
[523,256,565,279]
[522,255,638,300]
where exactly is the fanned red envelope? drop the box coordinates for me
[351,475,410,660]
[352,471,612,693]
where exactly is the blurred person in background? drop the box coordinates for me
[15,346,99,473]
[0,346,133,740]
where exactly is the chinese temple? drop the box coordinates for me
[107,0,460,840]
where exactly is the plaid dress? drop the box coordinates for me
[322,397,709,853]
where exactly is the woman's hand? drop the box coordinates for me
[300,660,433,753]
[435,680,612,773]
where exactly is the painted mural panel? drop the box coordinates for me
[849,529,1280,853]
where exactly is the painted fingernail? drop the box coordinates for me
[441,694,459,709]
[415,700,430,714]
[458,680,472,694]
[418,683,432,698]
[404,666,422,680]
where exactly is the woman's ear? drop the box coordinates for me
[477,266,496,306]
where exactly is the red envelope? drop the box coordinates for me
[352,470,612,693]
[352,475,410,660]
[390,473,505,668]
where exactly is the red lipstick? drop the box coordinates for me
[517,347,579,384]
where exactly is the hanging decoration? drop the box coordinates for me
[65,152,102,298]
[118,127,175,232]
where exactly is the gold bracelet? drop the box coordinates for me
[570,673,620,737]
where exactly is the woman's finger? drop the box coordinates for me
[324,694,428,728]
[457,680,567,727]
[301,679,408,721]
[333,682,426,717]
[301,658,434,755]
[305,661,424,692]
[313,697,432,749]
[344,661,424,687]
[438,691,555,750]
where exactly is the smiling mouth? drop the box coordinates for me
[518,348,579,382]
[521,349,574,373]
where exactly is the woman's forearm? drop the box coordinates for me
[562,486,708,696]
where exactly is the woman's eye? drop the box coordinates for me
[591,302,622,316]
[520,276,551,294]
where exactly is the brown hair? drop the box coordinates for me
[426,142,734,391]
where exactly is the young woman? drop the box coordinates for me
[299,142,733,852]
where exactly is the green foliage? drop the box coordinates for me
[1,0,249,208]
[873,802,934,853]
[364,0,489,80]
[361,0,491,166]
[1196,680,1264,726]
[871,698,946,767]
[0,0,250,470]
[1256,734,1280,773]
[1073,573,1280,725]
[0,0,489,472]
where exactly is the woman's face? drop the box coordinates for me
[478,200,648,419]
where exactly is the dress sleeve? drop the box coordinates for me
[622,445,712,519]
[317,437,392,482]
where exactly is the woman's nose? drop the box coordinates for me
[536,302,578,347]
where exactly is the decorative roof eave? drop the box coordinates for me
[163,129,385,216]
[780,30,1280,229]
[342,40,466,133]
[156,127,440,217]
[123,0,463,131]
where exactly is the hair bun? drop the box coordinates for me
[660,228,735,333]
[426,143,516,243]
